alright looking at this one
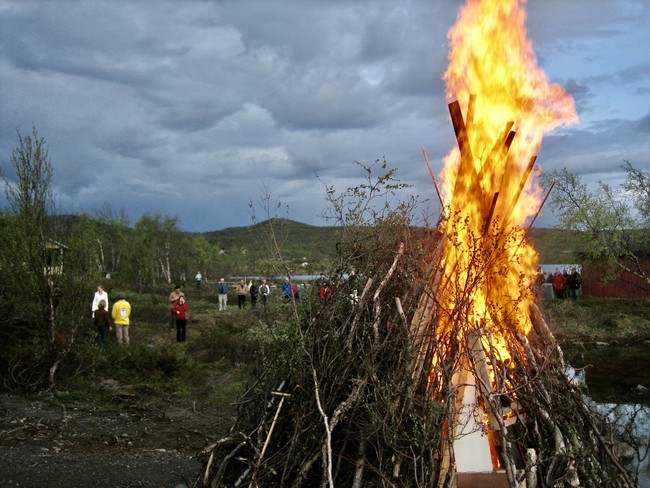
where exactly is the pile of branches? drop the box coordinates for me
[201,212,638,487]
[202,218,451,487]
[408,212,640,487]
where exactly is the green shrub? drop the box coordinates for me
[119,343,195,378]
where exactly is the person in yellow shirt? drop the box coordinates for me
[111,292,132,345]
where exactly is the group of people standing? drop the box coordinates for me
[214,276,322,309]
[93,283,189,345]
[536,268,582,300]
[91,285,132,345]
[219,275,332,306]
[218,279,271,309]
[91,273,336,346]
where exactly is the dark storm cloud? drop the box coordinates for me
[1,0,649,231]
[539,111,650,180]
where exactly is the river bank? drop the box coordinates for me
[1,297,648,487]
[541,296,650,345]
[542,296,650,405]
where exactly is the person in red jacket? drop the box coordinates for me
[319,281,332,303]
[171,296,189,342]
[552,271,567,299]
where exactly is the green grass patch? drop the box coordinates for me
[48,290,285,411]
[541,296,650,344]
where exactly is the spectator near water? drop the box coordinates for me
[236,280,248,309]
[282,277,294,300]
[217,278,228,311]
[249,280,259,308]
[317,273,327,286]
[567,268,582,300]
[319,281,332,303]
[552,270,567,299]
[260,279,270,306]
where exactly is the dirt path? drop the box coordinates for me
[0,384,232,488]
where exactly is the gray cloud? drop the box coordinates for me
[1,0,649,231]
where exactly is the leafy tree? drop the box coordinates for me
[0,127,63,387]
[189,234,211,278]
[130,212,182,288]
[95,205,131,276]
[320,158,414,275]
[543,162,650,290]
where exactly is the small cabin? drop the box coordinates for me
[45,238,68,275]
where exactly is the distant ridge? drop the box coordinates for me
[200,219,577,264]
[201,218,340,261]
[48,215,578,264]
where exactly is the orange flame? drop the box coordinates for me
[435,0,577,350]
[442,0,577,216]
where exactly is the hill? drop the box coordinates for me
[50,214,578,266]
[201,218,340,262]
[200,219,578,265]
[526,227,583,264]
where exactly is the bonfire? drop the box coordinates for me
[202,1,637,486]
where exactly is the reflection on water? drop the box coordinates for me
[563,343,650,486]
[562,343,650,404]
[594,402,649,487]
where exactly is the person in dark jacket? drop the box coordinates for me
[217,279,228,311]
[249,280,259,308]
[567,268,582,300]
[94,300,112,346]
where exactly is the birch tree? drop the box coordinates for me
[544,162,650,290]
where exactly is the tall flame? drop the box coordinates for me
[442,0,577,215]
[435,0,577,354]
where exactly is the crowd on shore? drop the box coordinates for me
[203,274,335,310]
[89,264,583,347]
[89,274,336,347]
[536,267,582,300]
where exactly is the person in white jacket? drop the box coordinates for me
[91,285,109,318]
[260,279,270,306]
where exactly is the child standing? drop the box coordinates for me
[94,300,112,346]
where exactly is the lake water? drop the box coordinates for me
[563,343,650,486]
[562,343,650,404]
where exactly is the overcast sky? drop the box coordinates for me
[1,0,649,232]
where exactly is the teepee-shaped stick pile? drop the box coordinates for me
[202,98,635,488]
